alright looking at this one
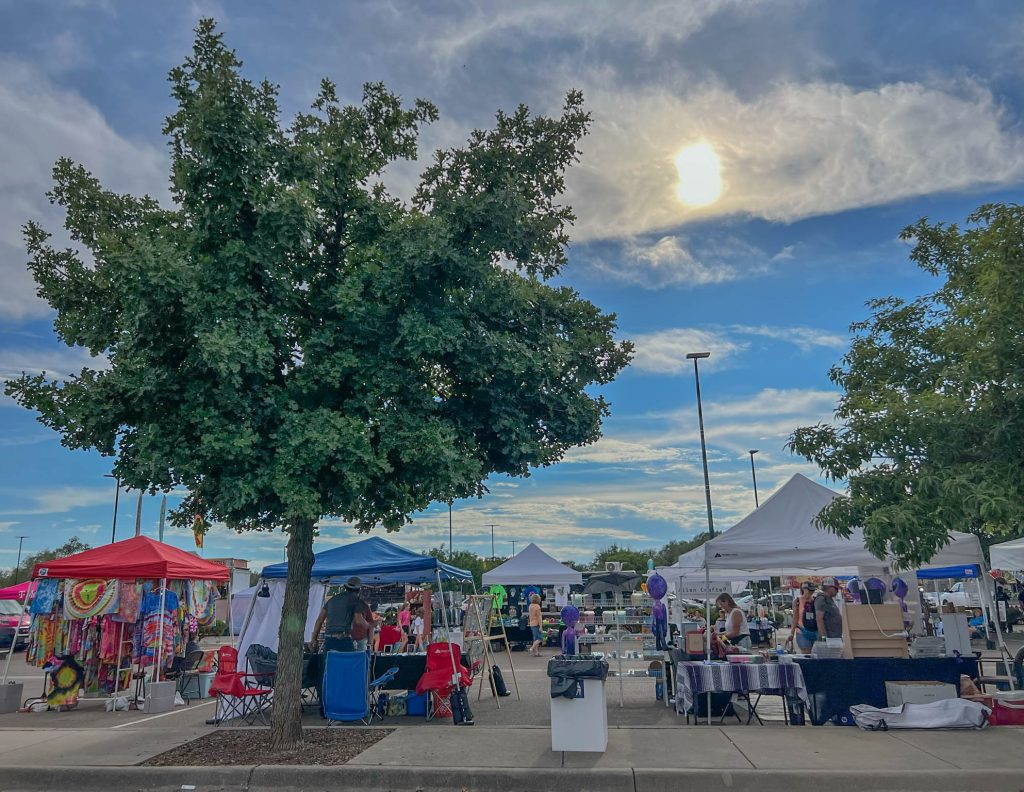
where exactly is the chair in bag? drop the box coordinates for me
[415,642,471,720]
[245,644,278,681]
[368,666,399,723]
[322,650,371,725]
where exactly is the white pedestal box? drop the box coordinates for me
[550,679,608,752]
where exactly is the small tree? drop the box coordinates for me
[0,537,90,588]
[790,204,1024,568]
[6,21,630,748]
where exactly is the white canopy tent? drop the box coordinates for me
[990,538,1024,572]
[482,543,582,586]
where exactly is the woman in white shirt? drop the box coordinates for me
[412,608,425,652]
[715,593,752,650]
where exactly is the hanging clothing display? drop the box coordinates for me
[114,582,143,623]
[30,579,60,616]
[64,579,120,620]
[188,580,217,624]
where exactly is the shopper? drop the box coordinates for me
[714,593,751,650]
[412,607,425,652]
[528,593,544,656]
[309,576,363,652]
[968,607,987,640]
[397,602,412,652]
[788,581,818,654]
[814,577,843,639]
[351,596,374,651]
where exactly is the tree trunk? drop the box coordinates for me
[269,517,315,751]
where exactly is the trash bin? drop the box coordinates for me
[547,656,609,752]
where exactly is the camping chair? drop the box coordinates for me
[301,651,320,710]
[322,650,371,725]
[378,625,402,653]
[207,645,273,724]
[415,642,472,721]
[368,666,399,722]
[245,644,278,682]
[165,649,205,704]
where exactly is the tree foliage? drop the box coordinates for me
[790,204,1024,567]
[5,21,630,747]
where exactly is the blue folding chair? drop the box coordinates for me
[368,666,399,722]
[322,650,371,725]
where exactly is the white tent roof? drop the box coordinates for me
[482,543,582,586]
[699,473,984,574]
[990,538,1024,571]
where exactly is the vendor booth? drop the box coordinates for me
[665,474,1009,725]
[0,581,35,602]
[0,536,229,712]
[990,538,1024,573]
[238,536,480,723]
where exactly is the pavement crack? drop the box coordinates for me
[718,728,757,769]
[244,763,259,792]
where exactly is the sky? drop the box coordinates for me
[1,1,1022,572]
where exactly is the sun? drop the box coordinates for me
[674,142,722,207]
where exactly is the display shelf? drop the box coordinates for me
[576,612,670,708]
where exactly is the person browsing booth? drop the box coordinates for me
[814,577,844,640]
[310,576,365,652]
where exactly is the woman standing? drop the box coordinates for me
[788,582,818,654]
[397,602,411,653]
[527,594,544,656]
[714,593,751,650]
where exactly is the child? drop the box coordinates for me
[412,608,425,653]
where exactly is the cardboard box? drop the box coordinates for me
[884,680,956,707]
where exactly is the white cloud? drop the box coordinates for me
[628,328,747,374]
[564,438,682,465]
[0,522,17,533]
[3,486,114,515]
[0,58,167,321]
[730,325,847,351]
[567,79,1024,241]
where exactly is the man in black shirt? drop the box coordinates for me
[310,577,363,652]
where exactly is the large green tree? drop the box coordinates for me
[790,204,1024,568]
[0,537,90,589]
[5,21,630,747]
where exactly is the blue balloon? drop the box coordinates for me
[647,573,668,601]
[561,605,580,626]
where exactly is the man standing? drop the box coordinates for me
[815,577,844,640]
[310,576,363,652]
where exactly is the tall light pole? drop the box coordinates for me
[686,352,715,539]
[13,536,28,584]
[448,502,453,558]
[486,524,498,558]
[748,449,760,508]
[103,473,120,544]
[510,540,517,556]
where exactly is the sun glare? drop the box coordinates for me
[674,142,722,207]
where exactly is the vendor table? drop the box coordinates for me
[676,661,808,724]
[368,650,468,692]
[797,656,979,725]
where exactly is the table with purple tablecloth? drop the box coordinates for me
[676,660,808,717]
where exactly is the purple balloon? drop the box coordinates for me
[865,577,886,592]
[891,578,909,600]
[647,573,668,601]
[560,605,580,627]
[847,578,862,604]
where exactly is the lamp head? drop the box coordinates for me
[749,449,759,456]
[685,352,711,360]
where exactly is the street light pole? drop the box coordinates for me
[13,536,27,584]
[511,540,517,556]
[448,502,453,558]
[749,449,760,508]
[104,474,120,544]
[686,352,715,539]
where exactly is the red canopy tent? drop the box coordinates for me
[0,581,34,601]
[32,536,229,581]
[3,537,230,687]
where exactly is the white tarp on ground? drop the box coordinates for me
[482,542,583,586]
[990,538,1024,572]
[237,580,326,661]
[698,474,984,574]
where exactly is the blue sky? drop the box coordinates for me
[1,1,1022,571]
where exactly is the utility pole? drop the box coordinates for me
[748,449,760,508]
[13,536,27,584]
[104,473,120,544]
[448,501,453,558]
[511,540,517,556]
[134,490,144,537]
[486,524,498,558]
[158,495,167,542]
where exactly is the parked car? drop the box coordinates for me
[0,600,30,650]
[756,593,794,612]
[939,582,982,609]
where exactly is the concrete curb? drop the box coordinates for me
[3,765,1023,792]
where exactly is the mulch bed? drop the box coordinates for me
[144,727,392,766]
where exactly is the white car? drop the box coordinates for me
[939,582,982,608]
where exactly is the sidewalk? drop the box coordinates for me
[2,723,1023,791]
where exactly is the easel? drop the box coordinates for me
[464,594,520,706]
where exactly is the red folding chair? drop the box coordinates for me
[415,642,471,720]
[207,646,274,725]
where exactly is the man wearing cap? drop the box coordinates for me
[814,577,844,640]
[310,576,364,652]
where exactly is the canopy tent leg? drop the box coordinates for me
[704,564,712,726]
[227,572,234,648]
[435,570,462,723]
[154,579,167,682]
[0,585,31,684]
[111,621,126,698]
[236,577,261,652]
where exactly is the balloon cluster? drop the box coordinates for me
[560,605,580,656]
[647,573,669,651]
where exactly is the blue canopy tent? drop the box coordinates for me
[915,565,979,580]
[237,537,473,719]
[261,536,473,585]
